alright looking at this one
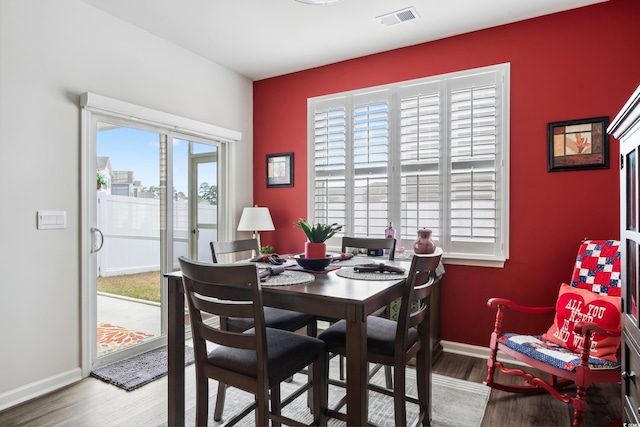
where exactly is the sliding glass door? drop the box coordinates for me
[85,118,227,370]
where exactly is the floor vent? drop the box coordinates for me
[377,7,419,26]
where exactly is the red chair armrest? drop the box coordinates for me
[574,321,621,338]
[487,297,555,314]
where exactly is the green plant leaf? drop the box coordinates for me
[294,218,343,243]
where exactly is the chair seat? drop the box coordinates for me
[499,333,621,371]
[318,316,418,357]
[210,327,326,383]
[226,307,315,333]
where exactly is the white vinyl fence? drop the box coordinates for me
[97,193,216,277]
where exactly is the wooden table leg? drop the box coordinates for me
[167,275,185,427]
[345,306,368,426]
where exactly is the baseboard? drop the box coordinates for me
[440,340,530,367]
[0,368,82,412]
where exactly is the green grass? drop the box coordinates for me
[97,271,161,303]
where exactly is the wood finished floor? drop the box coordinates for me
[0,352,620,426]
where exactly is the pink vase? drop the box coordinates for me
[413,229,435,254]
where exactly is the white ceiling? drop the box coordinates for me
[81,0,607,81]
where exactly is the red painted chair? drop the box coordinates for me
[484,239,622,427]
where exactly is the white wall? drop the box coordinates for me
[0,0,254,407]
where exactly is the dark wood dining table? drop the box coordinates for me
[165,259,410,426]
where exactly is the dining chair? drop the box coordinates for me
[210,238,318,420]
[318,249,443,426]
[341,236,396,260]
[210,238,260,263]
[334,236,398,383]
[178,256,328,427]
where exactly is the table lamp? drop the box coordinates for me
[237,205,275,250]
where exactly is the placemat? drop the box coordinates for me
[336,266,408,281]
[261,270,315,286]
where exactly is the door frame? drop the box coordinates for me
[80,93,240,376]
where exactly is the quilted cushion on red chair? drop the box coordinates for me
[499,333,620,371]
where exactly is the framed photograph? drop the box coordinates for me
[266,152,294,188]
[547,116,610,172]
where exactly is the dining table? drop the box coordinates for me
[165,256,414,427]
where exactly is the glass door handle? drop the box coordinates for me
[91,227,104,253]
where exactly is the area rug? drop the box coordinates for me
[91,345,195,391]
[200,357,490,426]
[97,322,154,357]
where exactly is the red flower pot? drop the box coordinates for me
[304,242,327,259]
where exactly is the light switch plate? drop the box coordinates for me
[37,210,67,230]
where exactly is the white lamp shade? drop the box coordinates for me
[237,207,275,232]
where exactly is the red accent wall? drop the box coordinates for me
[253,0,640,347]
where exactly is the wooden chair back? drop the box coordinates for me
[178,257,267,371]
[395,248,443,359]
[210,238,260,263]
[341,236,397,260]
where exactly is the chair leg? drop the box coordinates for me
[416,347,432,426]
[572,383,588,427]
[339,354,345,380]
[195,373,209,427]
[384,365,393,389]
[308,320,318,338]
[313,351,328,426]
[393,363,407,427]
[213,381,226,421]
[270,385,282,427]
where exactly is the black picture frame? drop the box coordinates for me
[266,152,294,188]
[547,116,610,172]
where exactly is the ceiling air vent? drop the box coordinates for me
[377,7,419,26]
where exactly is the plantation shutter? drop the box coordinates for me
[313,98,347,231]
[447,69,503,257]
[308,63,509,263]
[352,92,390,237]
[398,81,442,242]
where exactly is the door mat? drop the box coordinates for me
[91,345,195,391]
[97,322,154,357]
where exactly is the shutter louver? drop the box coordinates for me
[352,99,389,236]
[450,83,498,244]
[314,106,347,227]
[400,89,441,241]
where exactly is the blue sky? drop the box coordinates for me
[97,126,192,194]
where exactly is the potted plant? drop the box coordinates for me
[97,171,107,190]
[294,218,343,259]
[260,245,274,255]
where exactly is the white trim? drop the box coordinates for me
[441,340,530,367]
[0,369,82,412]
[80,93,242,143]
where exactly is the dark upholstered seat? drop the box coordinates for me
[225,307,315,333]
[319,316,419,358]
[210,327,325,381]
[179,257,327,426]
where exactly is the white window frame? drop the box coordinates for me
[307,63,510,267]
